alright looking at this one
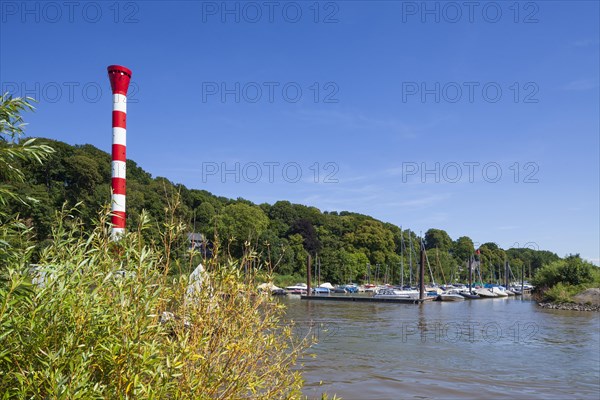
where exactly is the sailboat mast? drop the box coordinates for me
[423,246,435,286]
[306,254,312,297]
[477,252,484,283]
[521,262,525,294]
[400,227,404,287]
[314,256,318,288]
[436,247,447,285]
[419,239,426,300]
[409,233,413,287]
[318,256,321,286]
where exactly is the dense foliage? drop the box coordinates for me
[1,209,310,399]
[531,255,600,303]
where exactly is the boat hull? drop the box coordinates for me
[460,292,481,299]
[475,288,498,298]
[439,294,465,301]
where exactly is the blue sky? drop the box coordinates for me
[1,1,598,263]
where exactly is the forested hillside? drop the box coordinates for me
[8,138,561,284]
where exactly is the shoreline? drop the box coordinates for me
[538,302,600,312]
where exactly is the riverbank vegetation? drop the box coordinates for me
[531,255,600,304]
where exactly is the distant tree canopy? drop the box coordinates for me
[424,228,453,252]
[6,136,567,283]
[453,236,475,261]
[288,218,321,256]
[213,202,269,257]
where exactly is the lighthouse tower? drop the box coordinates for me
[107,65,132,239]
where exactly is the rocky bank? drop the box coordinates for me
[538,288,600,312]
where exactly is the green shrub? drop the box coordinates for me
[532,256,596,288]
[543,282,581,303]
[0,209,308,399]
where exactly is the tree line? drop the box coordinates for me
[7,137,563,284]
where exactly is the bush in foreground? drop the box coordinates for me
[0,209,308,399]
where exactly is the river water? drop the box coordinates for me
[282,296,600,400]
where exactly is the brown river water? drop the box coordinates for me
[281,296,600,400]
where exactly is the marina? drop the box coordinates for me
[298,285,531,304]
[288,241,536,306]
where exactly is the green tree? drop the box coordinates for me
[64,154,102,193]
[213,203,269,257]
[288,233,308,276]
[345,220,395,265]
[269,200,298,227]
[195,202,216,233]
[453,236,475,262]
[424,228,452,251]
[288,218,321,256]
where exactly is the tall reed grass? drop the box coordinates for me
[0,206,309,399]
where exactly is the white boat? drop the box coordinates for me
[510,281,534,290]
[490,286,509,297]
[362,283,377,292]
[257,282,286,295]
[319,282,335,290]
[285,283,307,295]
[439,289,465,301]
[373,288,420,299]
[509,286,523,295]
[459,290,481,299]
[426,286,444,295]
[475,288,498,298]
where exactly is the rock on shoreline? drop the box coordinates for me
[572,288,600,305]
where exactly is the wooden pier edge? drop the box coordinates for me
[300,295,428,304]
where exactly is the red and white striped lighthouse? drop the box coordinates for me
[107,65,132,239]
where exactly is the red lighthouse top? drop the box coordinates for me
[107,65,132,95]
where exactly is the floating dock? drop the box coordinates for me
[300,295,429,304]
